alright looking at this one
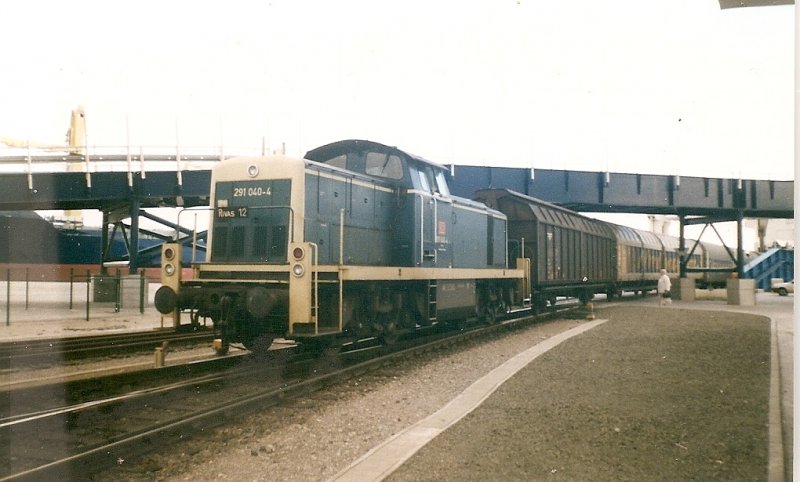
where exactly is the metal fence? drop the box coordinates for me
[2,268,157,326]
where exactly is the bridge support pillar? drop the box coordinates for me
[735,209,745,279]
[727,278,756,306]
[673,277,695,301]
[128,199,140,274]
[100,211,110,275]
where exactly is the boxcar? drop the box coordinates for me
[476,189,616,308]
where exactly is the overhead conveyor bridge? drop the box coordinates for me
[445,166,793,280]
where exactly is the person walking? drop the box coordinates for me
[658,269,672,306]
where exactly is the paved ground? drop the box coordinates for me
[0,281,173,340]
[335,292,794,482]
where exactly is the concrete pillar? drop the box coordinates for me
[727,278,756,306]
[673,277,695,301]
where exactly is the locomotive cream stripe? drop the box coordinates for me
[194,264,525,281]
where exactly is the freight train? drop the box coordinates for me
[154,139,734,353]
[474,189,725,309]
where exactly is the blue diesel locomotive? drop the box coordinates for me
[154,140,530,353]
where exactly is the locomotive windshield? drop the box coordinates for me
[317,150,405,181]
[211,179,292,263]
[364,152,404,180]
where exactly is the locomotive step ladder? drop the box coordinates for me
[427,280,437,323]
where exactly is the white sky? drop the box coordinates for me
[0,0,794,182]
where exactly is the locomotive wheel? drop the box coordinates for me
[243,334,274,353]
[380,320,399,345]
[345,320,366,343]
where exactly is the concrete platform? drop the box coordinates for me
[0,281,172,341]
[331,292,794,482]
[0,302,171,341]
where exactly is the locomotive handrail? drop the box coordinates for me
[175,206,214,264]
[309,242,319,330]
[175,206,214,246]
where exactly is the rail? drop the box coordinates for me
[1,304,575,481]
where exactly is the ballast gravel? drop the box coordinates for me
[94,303,771,481]
[97,315,583,481]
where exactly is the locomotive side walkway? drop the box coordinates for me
[333,294,793,482]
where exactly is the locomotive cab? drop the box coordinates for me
[306,139,457,269]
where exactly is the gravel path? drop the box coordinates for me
[94,304,771,481]
[96,317,584,481]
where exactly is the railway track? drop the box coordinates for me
[0,328,216,367]
[1,304,580,481]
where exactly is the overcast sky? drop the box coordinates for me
[0,0,794,183]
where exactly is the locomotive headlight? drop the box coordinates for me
[292,263,305,277]
[247,164,259,178]
[164,247,176,261]
[164,263,176,276]
[292,247,305,260]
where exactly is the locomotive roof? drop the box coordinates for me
[305,139,448,172]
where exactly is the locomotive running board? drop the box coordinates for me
[323,265,526,281]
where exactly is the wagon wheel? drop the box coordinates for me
[483,304,499,324]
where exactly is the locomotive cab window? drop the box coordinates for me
[435,170,450,196]
[365,152,404,180]
[418,169,432,192]
[418,166,443,194]
[326,154,347,170]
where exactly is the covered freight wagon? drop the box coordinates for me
[476,189,616,308]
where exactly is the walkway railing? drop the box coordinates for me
[0,144,272,191]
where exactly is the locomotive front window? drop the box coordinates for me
[212,179,292,263]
